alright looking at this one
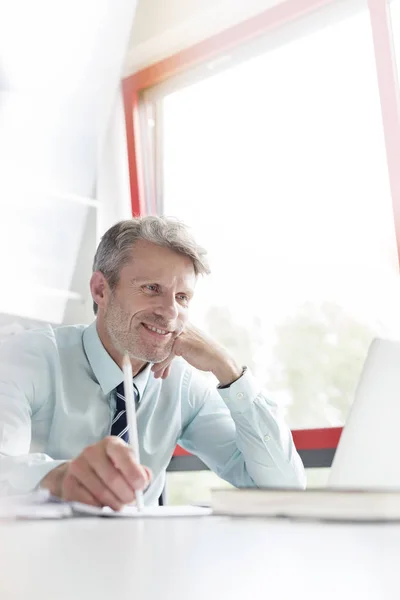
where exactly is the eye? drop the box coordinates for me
[143,284,159,293]
[176,294,190,305]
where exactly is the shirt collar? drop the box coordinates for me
[82,321,151,399]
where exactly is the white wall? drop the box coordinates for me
[0,0,137,326]
[97,87,133,238]
[124,0,284,74]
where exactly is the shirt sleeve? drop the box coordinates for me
[178,367,306,489]
[0,330,65,496]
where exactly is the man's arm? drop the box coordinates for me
[0,328,67,495]
[0,331,151,505]
[153,323,306,489]
[178,367,305,488]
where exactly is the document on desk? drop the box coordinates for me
[71,503,212,518]
[0,491,211,520]
[0,490,73,520]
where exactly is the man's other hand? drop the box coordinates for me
[151,323,242,386]
[40,436,151,511]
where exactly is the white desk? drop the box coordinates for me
[1,516,399,600]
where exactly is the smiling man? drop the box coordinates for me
[0,217,305,506]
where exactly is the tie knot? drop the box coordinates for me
[115,381,125,396]
[115,382,126,410]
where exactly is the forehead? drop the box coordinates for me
[120,240,196,287]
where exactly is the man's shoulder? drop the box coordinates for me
[0,323,87,356]
[52,324,87,348]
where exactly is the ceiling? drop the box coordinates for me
[124,0,282,75]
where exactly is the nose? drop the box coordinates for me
[154,293,179,322]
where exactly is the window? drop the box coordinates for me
[126,0,400,502]
[144,2,400,432]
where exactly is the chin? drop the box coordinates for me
[150,356,168,365]
[135,345,172,364]
[147,351,171,364]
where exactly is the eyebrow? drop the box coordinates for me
[130,278,194,295]
[129,278,164,286]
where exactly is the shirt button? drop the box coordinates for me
[236,392,244,400]
[264,435,271,441]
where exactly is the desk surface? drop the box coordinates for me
[1,516,399,600]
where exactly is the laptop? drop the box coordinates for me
[329,338,400,490]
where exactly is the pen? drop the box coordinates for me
[122,354,144,512]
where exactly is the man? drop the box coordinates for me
[0,217,305,507]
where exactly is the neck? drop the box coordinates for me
[95,317,147,377]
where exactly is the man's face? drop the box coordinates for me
[102,240,196,364]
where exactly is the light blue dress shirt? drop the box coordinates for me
[0,322,305,503]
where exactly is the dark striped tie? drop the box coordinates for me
[110,381,139,443]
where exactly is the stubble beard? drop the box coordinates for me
[104,298,175,364]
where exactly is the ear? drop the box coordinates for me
[90,271,110,312]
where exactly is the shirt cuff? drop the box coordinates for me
[217,366,247,389]
[217,367,261,415]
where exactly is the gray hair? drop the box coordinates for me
[92,216,210,314]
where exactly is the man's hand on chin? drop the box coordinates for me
[151,323,243,387]
[40,437,151,510]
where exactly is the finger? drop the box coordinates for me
[143,466,152,483]
[160,364,171,379]
[171,337,184,357]
[153,364,171,379]
[83,440,137,504]
[151,352,174,372]
[62,473,102,507]
[69,457,127,510]
[105,438,150,492]
[152,357,174,378]
[152,362,171,376]
[137,467,153,496]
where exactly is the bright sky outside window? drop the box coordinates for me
[160,5,400,429]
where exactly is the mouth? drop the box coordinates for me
[141,323,172,338]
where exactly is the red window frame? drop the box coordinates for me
[122,0,400,455]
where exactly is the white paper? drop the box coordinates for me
[0,501,72,520]
[0,489,51,505]
[71,503,212,518]
[0,491,212,520]
[0,489,72,519]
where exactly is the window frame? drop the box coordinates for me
[122,0,400,458]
